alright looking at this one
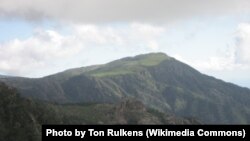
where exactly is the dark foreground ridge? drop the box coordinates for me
[0,82,199,141]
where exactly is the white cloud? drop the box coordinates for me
[72,25,124,45]
[179,48,250,73]
[147,41,159,51]
[0,23,165,77]
[173,23,250,73]
[235,23,250,64]
[0,29,83,76]
[130,23,165,38]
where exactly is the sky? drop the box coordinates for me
[0,0,250,88]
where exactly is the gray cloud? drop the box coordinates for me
[0,0,249,23]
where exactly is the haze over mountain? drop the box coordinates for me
[1,53,250,124]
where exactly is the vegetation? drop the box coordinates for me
[1,52,250,124]
[0,82,198,141]
[88,52,169,77]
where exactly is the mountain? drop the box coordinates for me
[1,52,250,124]
[0,75,11,78]
[0,82,198,141]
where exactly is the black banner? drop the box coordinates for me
[42,125,250,140]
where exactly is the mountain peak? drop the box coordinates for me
[135,52,169,58]
[46,52,170,80]
[123,52,169,61]
[113,52,171,66]
[88,52,171,77]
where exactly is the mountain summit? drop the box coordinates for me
[1,52,250,124]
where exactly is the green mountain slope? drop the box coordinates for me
[0,82,197,141]
[1,53,250,124]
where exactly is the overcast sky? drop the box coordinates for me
[0,0,250,88]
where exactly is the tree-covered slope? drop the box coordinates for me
[0,82,197,141]
[1,53,250,124]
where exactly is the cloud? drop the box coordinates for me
[175,23,250,73]
[0,23,165,77]
[0,29,83,76]
[235,23,250,64]
[0,0,249,23]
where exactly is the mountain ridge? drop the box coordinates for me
[1,52,250,124]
